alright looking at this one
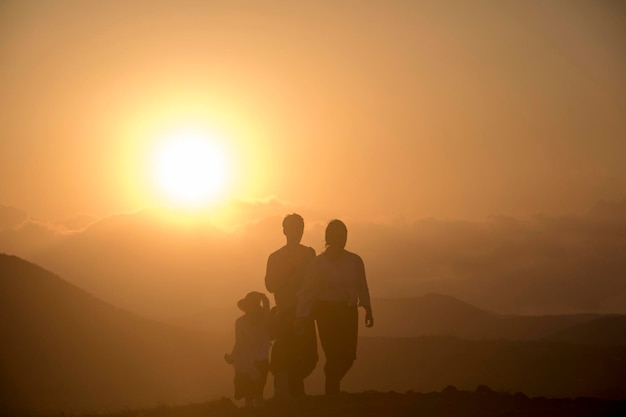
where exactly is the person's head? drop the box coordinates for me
[282,213,304,244]
[325,219,348,249]
[237,292,264,317]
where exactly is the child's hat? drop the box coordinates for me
[237,291,263,312]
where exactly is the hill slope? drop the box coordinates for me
[365,294,601,340]
[0,254,231,414]
[545,316,626,345]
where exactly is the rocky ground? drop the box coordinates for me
[79,387,626,417]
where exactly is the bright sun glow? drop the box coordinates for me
[151,127,230,207]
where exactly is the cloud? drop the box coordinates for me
[209,196,334,231]
[54,213,99,231]
[0,219,69,258]
[350,199,626,314]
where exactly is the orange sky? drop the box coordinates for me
[1,0,625,222]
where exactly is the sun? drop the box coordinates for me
[150,127,230,207]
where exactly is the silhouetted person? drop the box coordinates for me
[225,291,271,407]
[265,213,317,398]
[296,219,373,395]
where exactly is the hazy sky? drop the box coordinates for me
[2,0,625,222]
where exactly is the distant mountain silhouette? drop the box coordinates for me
[545,316,626,346]
[0,254,230,414]
[366,294,601,340]
[366,294,493,338]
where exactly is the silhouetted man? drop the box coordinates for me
[265,213,317,398]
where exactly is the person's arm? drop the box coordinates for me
[260,292,270,314]
[355,255,374,328]
[264,254,279,293]
[260,292,271,330]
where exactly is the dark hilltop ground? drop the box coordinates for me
[77,388,626,417]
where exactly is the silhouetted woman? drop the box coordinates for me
[296,219,374,394]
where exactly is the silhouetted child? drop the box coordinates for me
[224,291,271,407]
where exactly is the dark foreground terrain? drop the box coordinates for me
[71,389,626,417]
[3,254,626,415]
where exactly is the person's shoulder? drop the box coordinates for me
[268,245,288,259]
[343,250,364,263]
[299,244,316,256]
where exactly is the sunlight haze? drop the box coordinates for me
[1,0,625,317]
[1,2,626,413]
[1,1,624,221]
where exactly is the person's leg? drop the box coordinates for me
[332,305,358,384]
[270,322,290,399]
[290,316,318,397]
[254,360,270,406]
[243,397,253,408]
[235,372,254,407]
[288,372,305,397]
[233,372,245,400]
[276,308,313,398]
[316,302,358,395]
[322,350,353,395]
[273,372,289,400]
